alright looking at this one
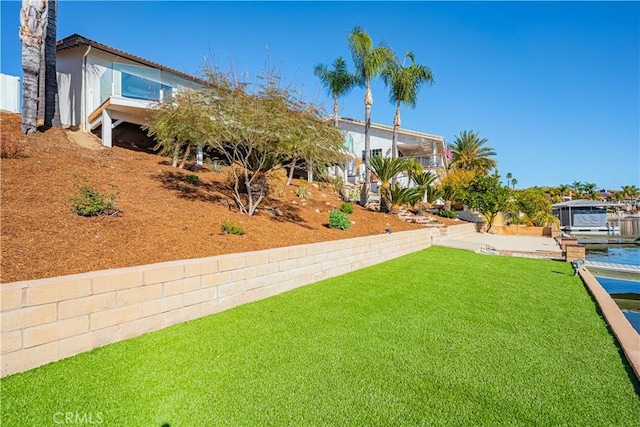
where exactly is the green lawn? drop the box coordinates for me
[2,247,639,426]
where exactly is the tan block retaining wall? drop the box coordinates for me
[0,228,440,377]
[438,223,477,239]
[491,225,554,237]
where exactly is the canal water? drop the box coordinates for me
[585,245,640,333]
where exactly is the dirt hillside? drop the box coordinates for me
[1,112,465,283]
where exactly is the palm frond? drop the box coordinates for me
[369,155,406,186]
[449,130,497,174]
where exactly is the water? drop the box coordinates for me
[623,311,640,333]
[586,245,640,333]
[585,245,640,266]
[596,277,640,295]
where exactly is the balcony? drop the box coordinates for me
[403,156,444,169]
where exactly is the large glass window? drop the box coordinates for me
[104,61,201,102]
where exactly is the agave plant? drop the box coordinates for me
[369,155,406,212]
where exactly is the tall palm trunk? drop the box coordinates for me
[390,101,401,186]
[391,101,401,160]
[380,182,391,213]
[43,0,59,128]
[19,0,47,135]
[359,82,373,205]
[332,93,339,127]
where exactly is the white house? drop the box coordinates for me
[0,73,21,113]
[56,34,202,148]
[336,116,448,186]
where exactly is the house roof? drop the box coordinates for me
[56,34,206,85]
[337,116,445,142]
[552,200,624,208]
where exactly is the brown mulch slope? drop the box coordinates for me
[1,112,462,283]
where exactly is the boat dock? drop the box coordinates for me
[584,261,640,281]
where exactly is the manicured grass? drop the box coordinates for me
[2,247,639,425]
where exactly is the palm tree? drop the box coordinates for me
[369,155,406,213]
[403,157,423,187]
[448,130,497,174]
[382,51,433,159]
[43,0,59,128]
[348,26,396,205]
[583,182,597,199]
[621,185,638,210]
[571,181,584,199]
[622,185,638,200]
[20,0,48,134]
[511,178,518,190]
[412,170,437,202]
[314,57,357,127]
[388,184,421,212]
[558,184,571,200]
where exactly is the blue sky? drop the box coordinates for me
[1,1,638,190]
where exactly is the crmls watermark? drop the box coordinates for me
[52,412,104,425]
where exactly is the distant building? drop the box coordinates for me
[56,34,202,147]
[552,200,624,235]
[335,117,448,186]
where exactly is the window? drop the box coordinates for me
[121,72,172,101]
[361,148,382,160]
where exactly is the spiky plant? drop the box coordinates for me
[388,184,422,212]
[403,157,423,186]
[412,170,438,202]
[369,155,406,213]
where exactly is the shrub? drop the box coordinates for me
[184,174,200,185]
[266,167,287,197]
[70,177,120,217]
[226,163,285,198]
[438,209,458,219]
[340,203,354,214]
[0,137,25,159]
[329,175,344,196]
[329,210,351,230]
[296,184,309,199]
[221,220,244,235]
[346,187,360,203]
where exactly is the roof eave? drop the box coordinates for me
[56,33,207,86]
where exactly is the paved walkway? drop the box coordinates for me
[436,232,562,255]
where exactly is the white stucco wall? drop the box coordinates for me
[56,48,83,127]
[85,50,114,116]
[0,73,20,113]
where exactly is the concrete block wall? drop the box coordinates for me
[1,228,439,377]
[438,223,477,239]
